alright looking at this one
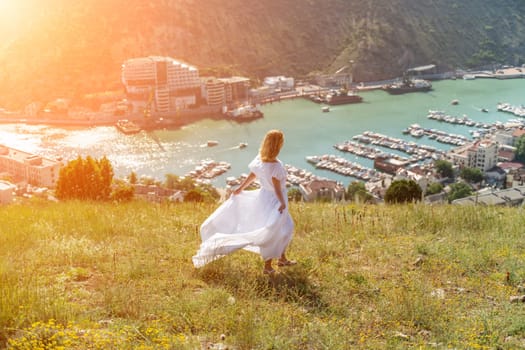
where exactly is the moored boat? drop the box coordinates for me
[382,76,432,95]
[115,119,141,135]
[325,89,363,105]
[225,104,263,122]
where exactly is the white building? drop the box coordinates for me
[263,76,295,92]
[202,78,225,107]
[493,130,514,146]
[121,56,201,115]
[448,140,498,172]
[0,145,62,188]
[474,140,498,171]
[299,179,345,202]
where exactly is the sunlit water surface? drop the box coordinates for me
[1,79,524,187]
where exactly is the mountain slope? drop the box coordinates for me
[0,0,523,109]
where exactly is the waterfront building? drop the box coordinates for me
[202,78,225,107]
[218,77,251,106]
[121,56,201,115]
[374,156,409,175]
[0,145,62,188]
[263,76,295,92]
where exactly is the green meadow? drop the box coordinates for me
[1,200,525,349]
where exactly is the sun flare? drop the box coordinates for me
[0,0,22,27]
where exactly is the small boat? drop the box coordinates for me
[225,104,264,122]
[481,108,489,113]
[451,99,459,105]
[207,140,219,147]
[239,142,248,149]
[382,76,432,94]
[322,106,330,112]
[115,119,141,135]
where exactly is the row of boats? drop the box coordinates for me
[403,123,470,146]
[306,155,384,182]
[352,131,444,160]
[427,110,495,129]
[185,160,231,182]
[497,103,525,118]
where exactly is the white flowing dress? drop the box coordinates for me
[192,156,294,268]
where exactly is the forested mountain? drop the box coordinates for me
[0,0,524,109]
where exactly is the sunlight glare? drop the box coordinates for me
[0,1,22,27]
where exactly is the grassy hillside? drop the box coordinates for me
[1,200,525,349]
[0,0,524,109]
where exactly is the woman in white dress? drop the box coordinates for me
[192,129,296,274]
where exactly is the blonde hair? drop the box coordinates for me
[259,129,284,162]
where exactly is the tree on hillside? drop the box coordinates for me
[515,135,525,163]
[448,182,474,203]
[384,179,422,204]
[346,181,374,203]
[435,160,454,179]
[460,167,484,184]
[55,156,114,200]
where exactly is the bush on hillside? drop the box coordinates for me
[460,167,484,184]
[447,182,474,203]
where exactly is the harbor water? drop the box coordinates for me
[1,78,524,187]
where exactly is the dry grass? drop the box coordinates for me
[1,200,525,349]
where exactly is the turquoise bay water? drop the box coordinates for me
[1,79,524,187]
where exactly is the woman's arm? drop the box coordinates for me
[233,172,256,195]
[271,176,286,213]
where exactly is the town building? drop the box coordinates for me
[299,179,345,202]
[484,166,507,188]
[0,145,62,188]
[511,128,525,145]
[448,140,498,172]
[121,56,202,116]
[393,166,435,194]
[503,164,525,188]
[452,185,525,206]
[497,145,516,162]
[493,129,514,146]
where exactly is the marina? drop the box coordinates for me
[0,78,523,188]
